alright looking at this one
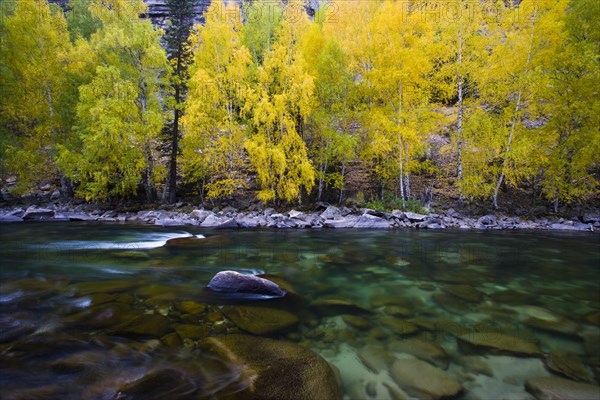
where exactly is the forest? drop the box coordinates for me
[0,0,598,211]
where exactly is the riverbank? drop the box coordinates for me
[1,203,598,231]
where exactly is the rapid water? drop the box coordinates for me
[0,222,599,399]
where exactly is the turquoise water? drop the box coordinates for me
[0,223,599,399]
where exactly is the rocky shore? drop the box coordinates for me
[1,203,599,231]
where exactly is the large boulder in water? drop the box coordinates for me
[207,271,286,298]
[202,334,341,400]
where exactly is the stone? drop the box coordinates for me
[582,311,600,327]
[478,214,497,226]
[404,212,427,222]
[380,317,419,336]
[236,215,262,227]
[309,298,371,316]
[546,351,594,383]
[190,209,211,222]
[389,358,463,400]
[441,284,484,303]
[114,313,171,337]
[354,213,391,228]
[525,376,600,400]
[0,214,23,223]
[202,334,341,400]
[207,270,286,298]
[342,315,372,330]
[175,301,206,315]
[432,293,471,314]
[357,344,394,373]
[383,382,410,400]
[454,355,493,376]
[201,214,238,228]
[456,332,541,356]
[490,289,537,305]
[161,332,182,347]
[524,316,581,338]
[22,206,55,220]
[222,305,298,335]
[384,305,414,317]
[390,338,449,369]
[68,302,135,328]
[117,368,197,400]
[321,205,342,219]
[322,217,358,228]
[172,324,209,340]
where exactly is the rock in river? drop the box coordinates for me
[525,376,600,400]
[441,284,484,303]
[457,332,541,357]
[546,350,594,383]
[207,270,286,299]
[389,358,463,400]
[390,338,449,369]
[202,334,341,400]
[222,305,299,335]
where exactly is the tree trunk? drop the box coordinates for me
[338,162,346,204]
[164,50,183,204]
[456,29,464,203]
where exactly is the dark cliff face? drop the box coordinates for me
[48,0,319,29]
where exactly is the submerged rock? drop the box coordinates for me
[389,358,463,400]
[380,317,419,336]
[390,338,449,369]
[457,332,541,357]
[525,376,600,400]
[358,344,394,373]
[202,334,341,400]
[222,305,298,335]
[207,270,286,299]
[309,298,371,316]
[546,351,594,383]
[524,316,581,338]
[117,368,197,400]
[441,284,484,303]
[113,313,171,338]
[582,311,600,327]
[342,315,372,330]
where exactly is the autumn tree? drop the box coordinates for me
[539,0,600,210]
[243,0,315,204]
[362,0,438,201]
[57,0,168,201]
[241,0,284,65]
[0,0,73,193]
[434,0,494,201]
[65,0,102,42]
[463,0,570,209]
[302,21,356,202]
[181,1,251,201]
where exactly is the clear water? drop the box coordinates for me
[1,223,599,399]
